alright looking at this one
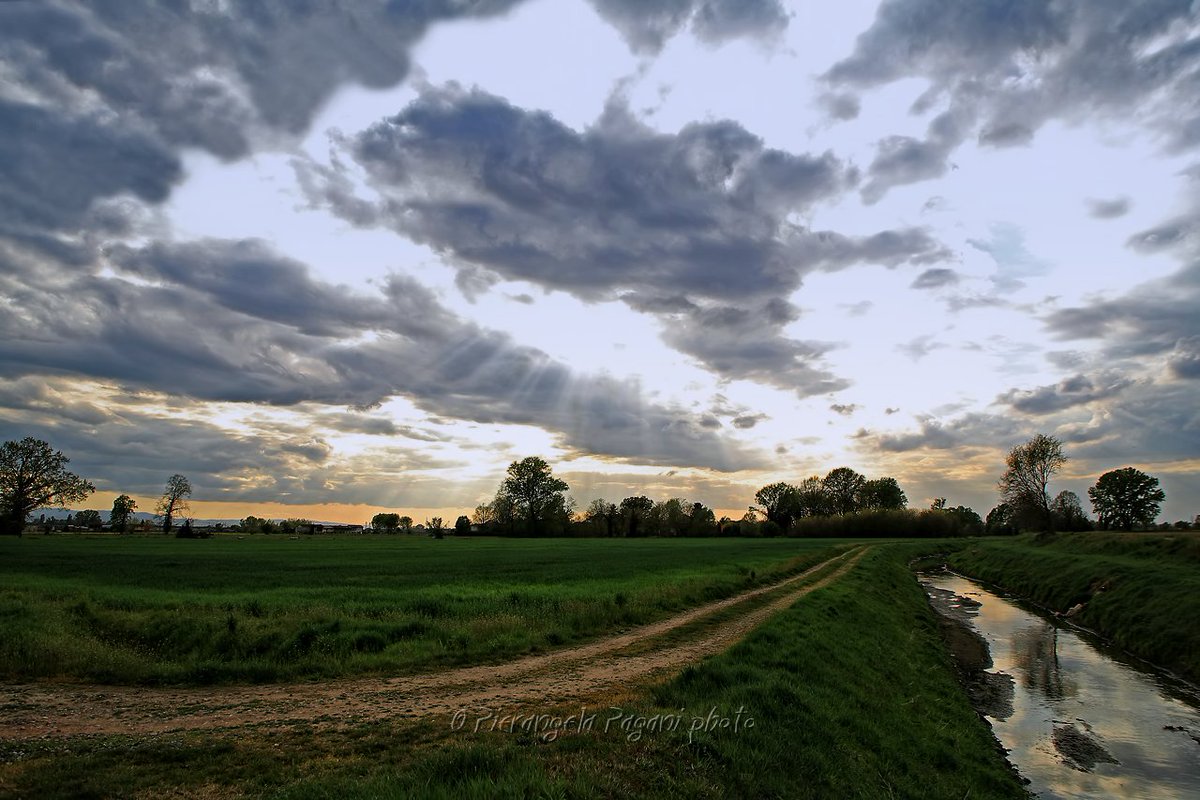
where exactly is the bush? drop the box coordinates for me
[789,508,983,538]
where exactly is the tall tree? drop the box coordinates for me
[75,509,103,530]
[795,475,831,518]
[1088,467,1165,531]
[454,515,471,535]
[109,494,137,533]
[495,457,570,535]
[371,512,400,533]
[619,495,654,537]
[584,499,619,537]
[156,474,192,534]
[0,438,94,536]
[1050,490,1090,532]
[998,434,1066,531]
[859,477,908,511]
[822,467,866,516]
[687,501,718,536]
[753,482,801,529]
[398,515,414,534]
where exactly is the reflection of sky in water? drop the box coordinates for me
[923,575,1200,800]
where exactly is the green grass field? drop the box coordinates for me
[0,542,1029,799]
[0,534,848,685]
[948,531,1200,683]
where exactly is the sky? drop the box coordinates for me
[1,0,1198,525]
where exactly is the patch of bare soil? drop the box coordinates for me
[0,547,867,740]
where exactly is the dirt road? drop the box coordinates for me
[0,546,867,739]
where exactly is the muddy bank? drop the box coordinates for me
[924,583,1015,720]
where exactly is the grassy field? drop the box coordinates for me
[0,534,848,685]
[0,542,1029,799]
[948,531,1200,683]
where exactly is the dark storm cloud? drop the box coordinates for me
[1045,262,1200,361]
[1051,382,1200,466]
[856,412,1022,454]
[0,383,332,501]
[827,0,1200,200]
[997,373,1134,415]
[1127,217,1198,254]
[817,92,861,122]
[302,85,951,394]
[0,0,541,248]
[314,85,859,302]
[1087,197,1132,219]
[587,0,788,54]
[0,100,182,237]
[657,300,849,397]
[910,268,959,289]
[0,239,762,472]
[731,413,768,429]
[1168,336,1200,379]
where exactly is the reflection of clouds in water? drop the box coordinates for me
[925,575,1200,800]
[1010,622,1076,701]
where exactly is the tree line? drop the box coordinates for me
[0,435,1183,537]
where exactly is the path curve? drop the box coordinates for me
[0,546,868,739]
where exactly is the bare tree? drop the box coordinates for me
[999,434,1066,531]
[156,474,192,534]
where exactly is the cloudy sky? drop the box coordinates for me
[2,0,1198,524]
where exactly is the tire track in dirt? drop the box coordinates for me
[0,546,868,739]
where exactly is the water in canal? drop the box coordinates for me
[920,572,1200,799]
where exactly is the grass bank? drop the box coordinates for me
[0,543,1028,798]
[0,535,846,685]
[947,532,1200,683]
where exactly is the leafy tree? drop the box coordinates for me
[471,503,496,526]
[584,499,619,537]
[619,495,654,537]
[279,518,313,535]
[0,438,94,536]
[753,482,801,529]
[942,505,984,535]
[398,515,414,534]
[110,494,137,533]
[822,467,866,516]
[984,503,1017,536]
[371,512,400,534]
[859,477,908,511]
[239,515,278,534]
[494,457,570,535]
[998,434,1066,531]
[75,509,103,530]
[930,497,947,510]
[1088,467,1165,531]
[648,497,692,536]
[795,476,831,518]
[426,516,444,539]
[156,474,192,534]
[454,515,471,535]
[1050,490,1090,532]
[688,501,718,536]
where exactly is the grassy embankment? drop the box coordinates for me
[948,531,1200,683]
[0,542,1029,799]
[0,535,849,685]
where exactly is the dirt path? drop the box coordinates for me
[0,547,867,739]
